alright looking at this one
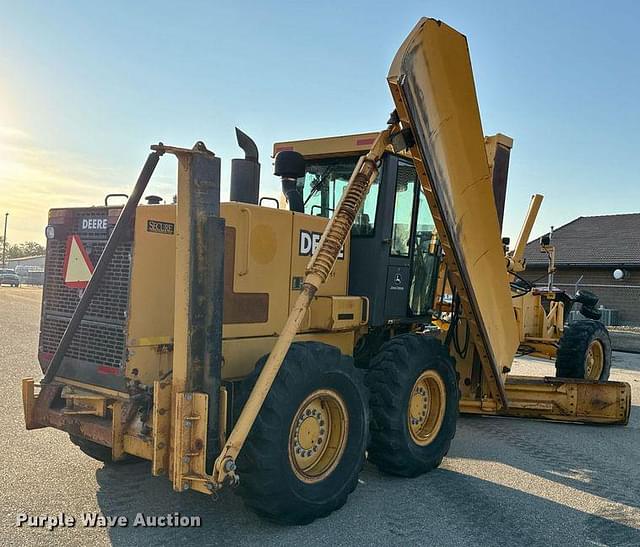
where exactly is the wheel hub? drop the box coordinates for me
[407,370,446,446]
[289,389,348,483]
[409,386,431,426]
[293,409,324,453]
[585,339,604,380]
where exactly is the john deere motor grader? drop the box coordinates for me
[273,133,614,382]
[22,18,631,524]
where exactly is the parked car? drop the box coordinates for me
[0,269,20,287]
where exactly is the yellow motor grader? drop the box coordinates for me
[22,18,631,525]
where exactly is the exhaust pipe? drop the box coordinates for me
[230,128,260,205]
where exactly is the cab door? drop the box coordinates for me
[383,156,440,321]
[349,155,439,325]
[384,159,415,318]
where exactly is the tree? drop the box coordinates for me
[12,241,45,258]
[2,239,46,259]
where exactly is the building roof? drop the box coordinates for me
[524,213,640,267]
[7,254,45,262]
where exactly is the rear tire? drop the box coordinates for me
[366,333,458,477]
[574,289,599,308]
[235,342,369,525]
[555,320,611,381]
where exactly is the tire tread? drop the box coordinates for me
[366,333,458,477]
[555,320,612,380]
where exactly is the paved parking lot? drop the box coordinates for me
[1,286,639,546]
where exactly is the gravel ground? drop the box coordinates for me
[609,327,640,333]
[1,286,639,546]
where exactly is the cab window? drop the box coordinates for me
[390,162,416,256]
[300,156,380,236]
[410,188,438,316]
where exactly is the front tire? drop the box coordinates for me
[555,320,611,380]
[235,342,369,525]
[366,333,458,477]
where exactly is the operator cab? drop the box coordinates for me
[298,152,440,326]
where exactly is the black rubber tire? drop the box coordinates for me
[580,304,602,320]
[69,435,137,464]
[235,342,369,525]
[555,320,612,381]
[574,289,599,308]
[353,327,390,368]
[366,333,458,477]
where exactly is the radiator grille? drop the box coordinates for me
[39,207,131,373]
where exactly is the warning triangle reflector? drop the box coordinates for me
[63,235,94,289]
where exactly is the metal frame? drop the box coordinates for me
[163,143,223,477]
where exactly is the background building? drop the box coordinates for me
[523,213,640,326]
[6,255,45,285]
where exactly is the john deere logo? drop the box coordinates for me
[81,218,107,231]
[390,272,405,291]
[299,230,344,259]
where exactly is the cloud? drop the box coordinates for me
[0,127,129,243]
[0,126,29,141]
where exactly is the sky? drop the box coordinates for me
[1,0,639,244]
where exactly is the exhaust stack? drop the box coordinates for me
[230,128,260,205]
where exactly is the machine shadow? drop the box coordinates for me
[610,351,640,372]
[454,409,640,511]
[95,433,640,546]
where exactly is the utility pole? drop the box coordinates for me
[2,212,8,267]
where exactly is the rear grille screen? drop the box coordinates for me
[39,208,131,372]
